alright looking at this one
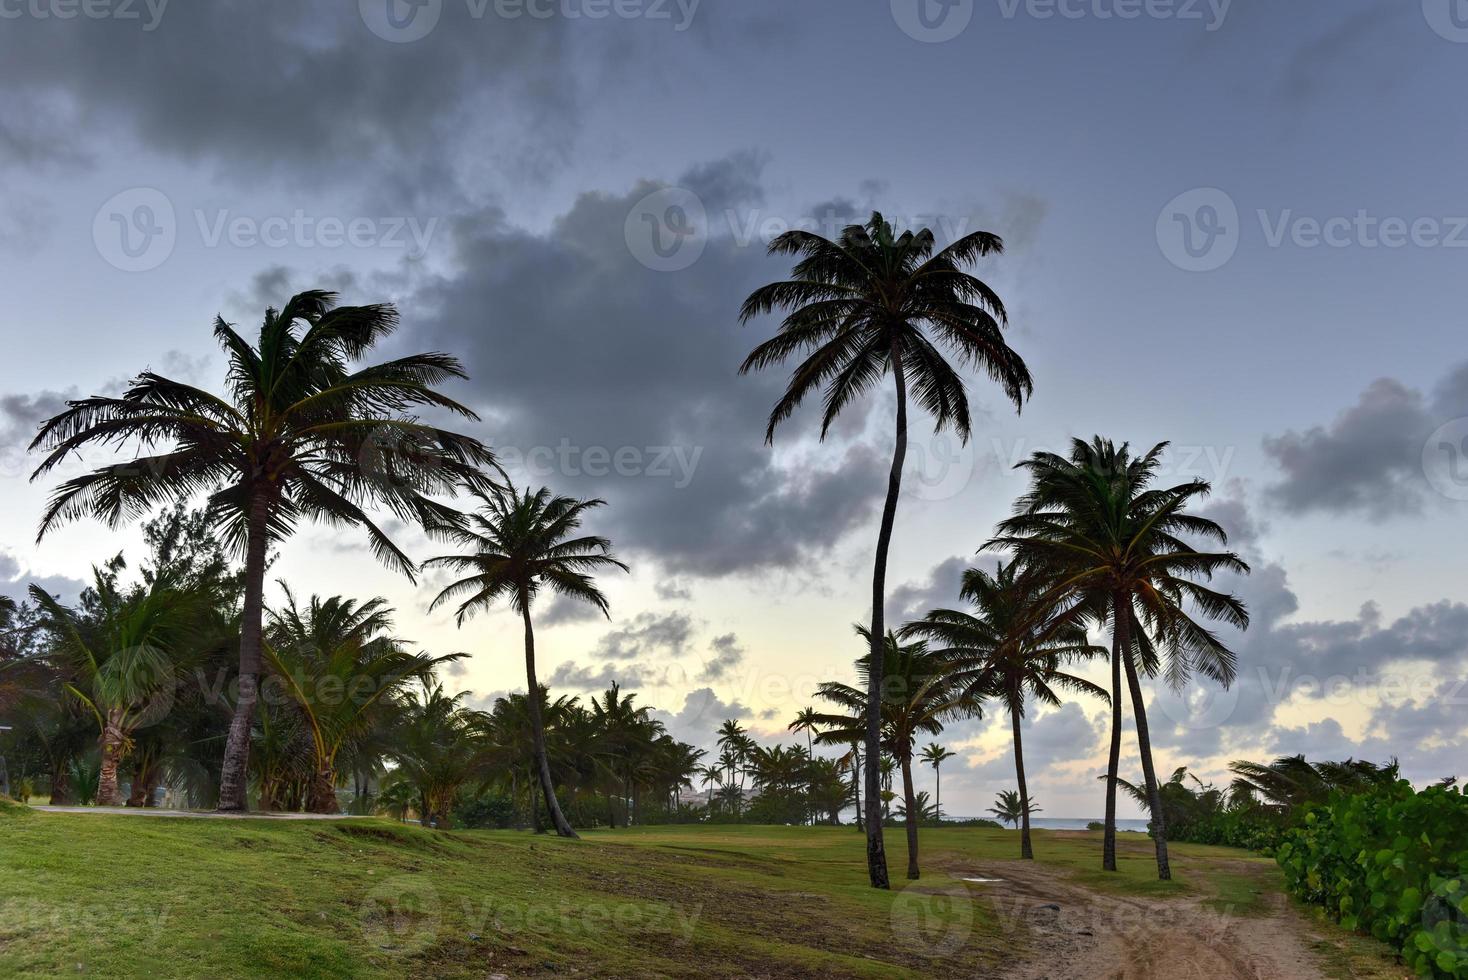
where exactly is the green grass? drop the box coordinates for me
[0,806,1374,978]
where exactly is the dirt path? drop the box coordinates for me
[946,857,1328,980]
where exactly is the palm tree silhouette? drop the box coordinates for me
[426,485,627,838]
[987,438,1249,878]
[740,212,1030,887]
[817,627,973,880]
[918,743,956,823]
[28,290,495,811]
[904,562,1107,857]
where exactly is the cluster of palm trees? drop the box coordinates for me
[6,209,1253,889]
[739,212,1251,885]
[0,504,708,828]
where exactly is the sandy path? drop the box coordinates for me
[949,858,1327,980]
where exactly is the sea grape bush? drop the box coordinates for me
[1276,782,1468,978]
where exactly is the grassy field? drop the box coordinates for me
[0,801,1399,978]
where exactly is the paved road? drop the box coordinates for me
[32,805,355,820]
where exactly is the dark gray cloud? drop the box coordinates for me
[967,702,1105,782]
[886,555,971,625]
[545,659,656,692]
[0,3,577,199]
[590,611,693,661]
[410,155,890,577]
[654,580,692,601]
[539,591,607,627]
[649,686,751,750]
[1263,362,1468,520]
[698,632,744,682]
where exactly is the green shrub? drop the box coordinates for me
[1276,782,1467,978]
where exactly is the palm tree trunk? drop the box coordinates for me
[852,745,863,831]
[306,765,338,814]
[96,712,125,807]
[1123,649,1172,880]
[1103,591,1128,872]
[1012,703,1033,860]
[900,755,920,880]
[863,344,908,890]
[520,597,578,839]
[217,494,272,812]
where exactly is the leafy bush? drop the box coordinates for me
[1086,821,1106,832]
[453,791,517,829]
[1276,782,1467,978]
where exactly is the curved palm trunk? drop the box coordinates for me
[852,746,863,832]
[218,495,272,812]
[1123,649,1172,880]
[1103,593,1126,872]
[900,755,920,880]
[95,711,126,807]
[1012,703,1033,860]
[864,346,908,890]
[520,598,578,839]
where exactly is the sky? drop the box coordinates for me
[2,0,1466,819]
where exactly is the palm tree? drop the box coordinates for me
[387,681,490,829]
[788,707,820,757]
[426,485,627,839]
[987,438,1250,878]
[27,572,198,807]
[817,627,973,880]
[918,744,956,823]
[989,789,1041,829]
[740,212,1031,887]
[262,589,461,813]
[29,290,496,811]
[902,562,1108,858]
[695,763,723,808]
[590,683,650,827]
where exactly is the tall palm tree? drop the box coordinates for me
[262,588,461,813]
[918,743,956,823]
[29,290,496,811]
[387,681,490,829]
[740,212,1031,887]
[816,627,973,880]
[426,485,627,839]
[902,562,1108,858]
[987,438,1250,878]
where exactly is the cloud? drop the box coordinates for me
[590,611,693,661]
[698,632,745,682]
[0,3,580,199]
[539,592,606,628]
[545,659,657,692]
[649,687,752,750]
[410,156,892,578]
[966,702,1105,782]
[1262,362,1468,520]
[886,555,970,625]
[0,551,88,605]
